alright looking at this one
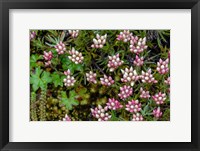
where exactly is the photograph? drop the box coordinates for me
[30,29,170,121]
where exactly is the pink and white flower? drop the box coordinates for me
[43,51,53,66]
[153,107,163,118]
[140,69,157,84]
[91,105,111,121]
[156,58,169,74]
[125,100,142,113]
[121,67,139,86]
[152,92,166,105]
[91,34,107,48]
[132,113,144,121]
[62,114,71,121]
[130,37,148,54]
[134,55,144,66]
[107,54,124,72]
[116,30,133,42]
[68,47,84,64]
[86,71,97,84]
[54,41,66,55]
[63,70,76,87]
[68,30,79,38]
[106,98,123,110]
[118,85,133,100]
[164,77,170,85]
[30,31,36,40]
[140,87,150,99]
[100,75,114,86]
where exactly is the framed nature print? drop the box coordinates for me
[0,0,200,151]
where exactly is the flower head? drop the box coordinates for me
[30,31,36,40]
[68,47,84,64]
[152,92,166,105]
[91,34,107,48]
[54,41,66,55]
[164,77,170,85]
[118,85,133,100]
[121,67,139,86]
[43,51,53,66]
[140,87,150,99]
[68,30,79,38]
[130,37,148,54]
[100,75,114,86]
[106,98,123,110]
[116,30,133,42]
[140,69,157,83]
[153,107,163,118]
[134,55,144,66]
[156,58,169,74]
[91,105,111,121]
[125,100,141,113]
[63,70,76,87]
[62,114,71,121]
[86,71,97,84]
[132,113,144,121]
[107,54,124,72]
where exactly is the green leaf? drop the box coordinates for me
[60,91,79,110]
[41,71,52,84]
[51,72,64,87]
[30,54,42,68]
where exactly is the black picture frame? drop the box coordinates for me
[0,0,200,151]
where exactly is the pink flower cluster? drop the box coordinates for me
[106,98,123,110]
[107,54,124,72]
[86,71,97,84]
[91,34,107,48]
[134,55,144,66]
[63,69,76,87]
[152,92,166,105]
[132,113,144,121]
[156,58,169,74]
[43,51,53,66]
[153,107,163,118]
[100,75,114,86]
[91,105,111,121]
[121,67,139,86]
[164,77,170,85]
[140,69,157,83]
[68,30,79,38]
[140,88,150,99]
[116,30,133,42]
[55,41,66,55]
[62,114,71,121]
[125,100,142,113]
[118,85,133,100]
[130,37,148,54]
[68,48,84,64]
[30,31,36,40]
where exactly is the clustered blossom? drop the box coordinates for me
[152,92,166,105]
[63,69,76,87]
[68,47,84,64]
[68,30,79,38]
[62,114,71,121]
[43,51,53,66]
[164,77,170,85]
[106,98,123,110]
[107,54,124,72]
[86,71,97,84]
[91,105,111,121]
[118,85,133,100]
[121,67,139,86]
[156,58,169,74]
[140,69,157,83]
[54,41,66,55]
[116,30,133,42]
[153,107,163,118]
[30,31,36,40]
[130,37,148,54]
[100,75,114,86]
[134,55,144,66]
[125,100,141,113]
[132,113,144,121]
[91,34,107,48]
[140,87,150,99]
